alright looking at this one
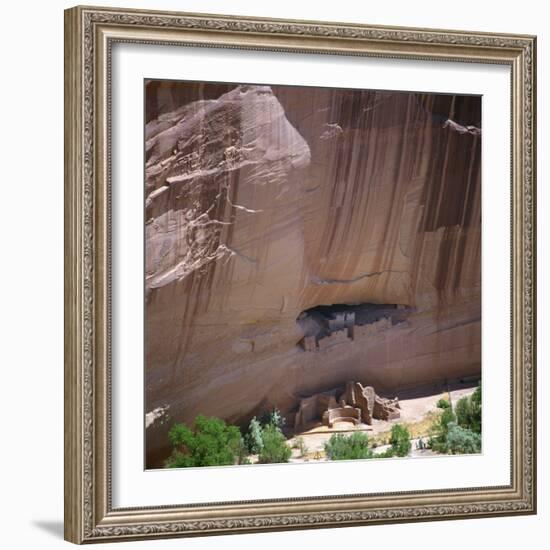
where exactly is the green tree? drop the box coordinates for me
[428,408,456,453]
[440,408,456,432]
[245,416,264,454]
[373,448,395,459]
[428,385,482,455]
[258,424,292,464]
[455,396,472,429]
[324,432,374,461]
[446,423,482,454]
[470,384,482,434]
[436,398,450,409]
[165,415,243,468]
[260,408,286,430]
[455,384,482,434]
[389,424,412,457]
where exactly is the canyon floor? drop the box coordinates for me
[256,379,479,464]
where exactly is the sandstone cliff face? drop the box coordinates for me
[145,81,481,467]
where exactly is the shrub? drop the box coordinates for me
[440,408,456,433]
[295,436,308,457]
[166,450,194,468]
[235,436,251,465]
[428,409,456,453]
[260,408,286,430]
[436,398,450,409]
[390,424,411,457]
[258,424,292,464]
[455,385,482,434]
[324,432,373,461]
[428,385,482,455]
[446,423,482,454]
[428,435,447,453]
[373,448,394,459]
[166,415,243,468]
[455,396,472,428]
[168,422,194,449]
[470,384,482,434]
[245,416,264,454]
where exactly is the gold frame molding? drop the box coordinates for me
[64,5,537,544]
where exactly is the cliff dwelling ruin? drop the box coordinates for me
[296,303,411,351]
[294,381,401,432]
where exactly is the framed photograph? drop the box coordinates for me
[64,5,537,544]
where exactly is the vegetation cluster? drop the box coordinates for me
[429,384,482,454]
[165,408,291,468]
[324,424,412,460]
[164,386,481,468]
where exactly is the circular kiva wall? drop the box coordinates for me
[322,406,362,427]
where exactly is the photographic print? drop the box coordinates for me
[144,80,482,470]
[65,7,536,542]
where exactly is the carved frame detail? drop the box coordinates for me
[64,5,536,544]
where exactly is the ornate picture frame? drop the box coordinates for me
[64,5,536,544]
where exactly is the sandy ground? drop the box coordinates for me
[286,380,479,462]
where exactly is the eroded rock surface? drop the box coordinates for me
[145,82,481,467]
